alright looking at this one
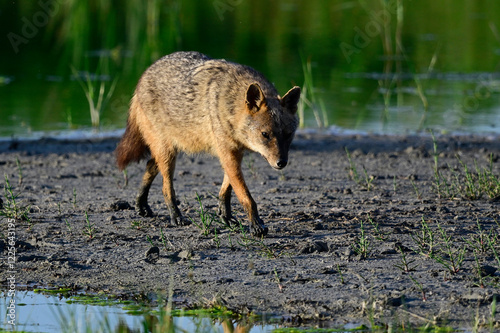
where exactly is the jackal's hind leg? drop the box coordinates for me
[157,149,189,226]
[136,159,158,217]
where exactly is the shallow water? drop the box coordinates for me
[0,291,278,333]
[2,1,500,137]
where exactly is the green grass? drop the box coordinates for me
[428,221,466,275]
[130,219,143,230]
[70,56,117,130]
[463,219,493,254]
[1,174,31,225]
[298,53,328,128]
[272,323,457,332]
[188,192,218,236]
[411,219,455,270]
[352,219,370,259]
[409,215,500,288]
[472,250,487,288]
[52,289,261,332]
[82,211,97,239]
[410,178,422,199]
[34,287,73,295]
[430,132,500,200]
[345,147,375,191]
[72,187,77,209]
[394,245,417,273]
[186,193,285,259]
[15,157,23,186]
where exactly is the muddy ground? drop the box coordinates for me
[1,132,500,330]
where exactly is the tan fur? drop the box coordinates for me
[115,51,301,236]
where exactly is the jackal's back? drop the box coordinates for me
[133,51,278,153]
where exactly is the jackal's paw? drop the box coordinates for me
[218,212,238,228]
[250,222,268,237]
[136,204,154,217]
[168,209,190,227]
[171,215,190,226]
[217,205,235,227]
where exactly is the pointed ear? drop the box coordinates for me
[280,86,301,114]
[245,83,265,113]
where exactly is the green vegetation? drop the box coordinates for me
[130,219,143,230]
[367,215,387,241]
[4,1,500,135]
[186,194,287,260]
[345,147,375,191]
[82,211,97,239]
[273,324,457,332]
[70,58,117,130]
[15,157,23,186]
[1,174,31,225]
[28,288,494,333]
[298,54,328,128]
[352,218,370,259]
[430,132,500,200]
[188,192,218,236]
[72,187,77,209]
[428,221,466,275]
[34,287,73,295]
[411,216,436,257]
[410,216,499,288]
[32,289,262,332]
[395,245,417,273]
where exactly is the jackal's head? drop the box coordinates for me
[243,83,301,170]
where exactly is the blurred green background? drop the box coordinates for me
[1,0,500,137]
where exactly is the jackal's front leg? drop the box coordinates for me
[219,149,268,237]
[136,159,158,217]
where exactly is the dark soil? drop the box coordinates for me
[1,132,500,330]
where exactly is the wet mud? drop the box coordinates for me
[1,132,500,329]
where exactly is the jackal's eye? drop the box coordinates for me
[261,132,270,139]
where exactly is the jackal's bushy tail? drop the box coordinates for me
[115,97,149,170]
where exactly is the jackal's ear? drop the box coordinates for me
[245,83,265,113]
[281,86,301,114]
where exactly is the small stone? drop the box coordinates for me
[380,246,397,255]
[480,265,497,277]
[178,249,193,260]
[216,278,234,284]
[145,246,160,264]
[394,242,412,253]
[299,241,329,254]
[319,267,337,274]
[437,206,450,214]
[342,247,355,260]
[386,296,405,307]
[110,200,132,211]
[313,222,325,230]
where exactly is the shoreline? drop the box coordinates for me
[2,124,500,145]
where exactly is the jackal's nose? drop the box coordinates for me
[276,159,288,169]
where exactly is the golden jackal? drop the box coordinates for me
[116,51,300,236]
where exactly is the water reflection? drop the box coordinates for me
[0,291,277,333]
[1,1,500,136]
